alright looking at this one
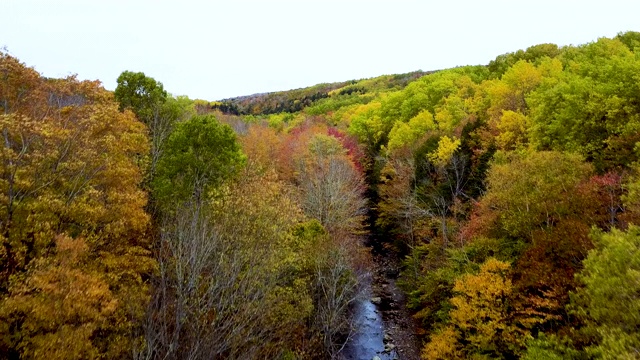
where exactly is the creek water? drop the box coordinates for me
[340,288,398,360]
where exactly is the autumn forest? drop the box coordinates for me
[1,31,640,359]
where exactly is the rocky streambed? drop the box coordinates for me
[341,255,421,360]
[341,290,399,360]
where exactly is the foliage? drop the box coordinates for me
[0,51,153,359]
[297,133,367,237]
[572,227,640,358]
[141,167,321,359]
[527,37,640,171]
[114,70,167,122]
[523,334,583,360]
[427,135,461,167]
[152,114,246,208]
[114,71,195,185]
[488,43,562,78]
[212,71,428,117]
[423,258,529,359]
[386,110,436,152]
[4,31,640,360]
[464,151,593,240]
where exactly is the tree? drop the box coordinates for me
[141,167,321,359]
[296,134,367,237]
[616,31,640,51]
[523,226,640,359]
[152,114,245,209]
[0,52,45,117]
[0,52,154,358]
[386,110,436,152]
[487,43,561,78]
[527,38,640,171]
[240,124,284,175]
[465,151,594,241]
[0,236,123,360]
[347,101,388,156]
[261,125,369,357]
[423,258,530,359]
[494,110,528,150]
[422,326,463,360]
[312,242,361,359]
[115,71,179,180]
[572,227,640,359]
[377,146,427,252]
[114,71,168,121]
[460,151,606,343]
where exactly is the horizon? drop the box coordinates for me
[3,0,639,101]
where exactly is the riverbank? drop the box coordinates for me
[371,253,421,360]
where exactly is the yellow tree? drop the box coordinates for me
[451,259,527,356]
[0,52,153,358]
[1,235,119,360]
[480,59,559,151]
[423,258,530,359]
[240,124,283,174]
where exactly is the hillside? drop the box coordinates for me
[210,70,430,115]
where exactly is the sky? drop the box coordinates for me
[2,0,639,100]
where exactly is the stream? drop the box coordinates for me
[339,250,421,360]
[341,286,398,360]
[340,199,421,360]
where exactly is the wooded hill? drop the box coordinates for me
[1,31,640,359]
[209,70,428,115]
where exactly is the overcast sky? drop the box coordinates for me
[2,0,639,100]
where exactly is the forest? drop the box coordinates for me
[0,31,639,360]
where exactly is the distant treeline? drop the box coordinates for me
[211,70,429,115]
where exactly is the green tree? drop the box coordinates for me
[488,43,562,78]
[573,227,640,359]
[115,71,184,181]
[469,151,594,241]
[615,30,640,51]
[114,71,167,122]
[386,110,436,152]
[152,114,245,208]
[527,37,640,171]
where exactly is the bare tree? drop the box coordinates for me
[137,200,288,360]
[312,243,361,358]
[295,134,369,357]
[297,154,367,237]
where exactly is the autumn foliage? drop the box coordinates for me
[2,31,640,360]
[0,52,153,358]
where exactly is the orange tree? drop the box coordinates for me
[0,52,154,359]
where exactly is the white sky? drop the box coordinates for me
[2,0,639,100]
